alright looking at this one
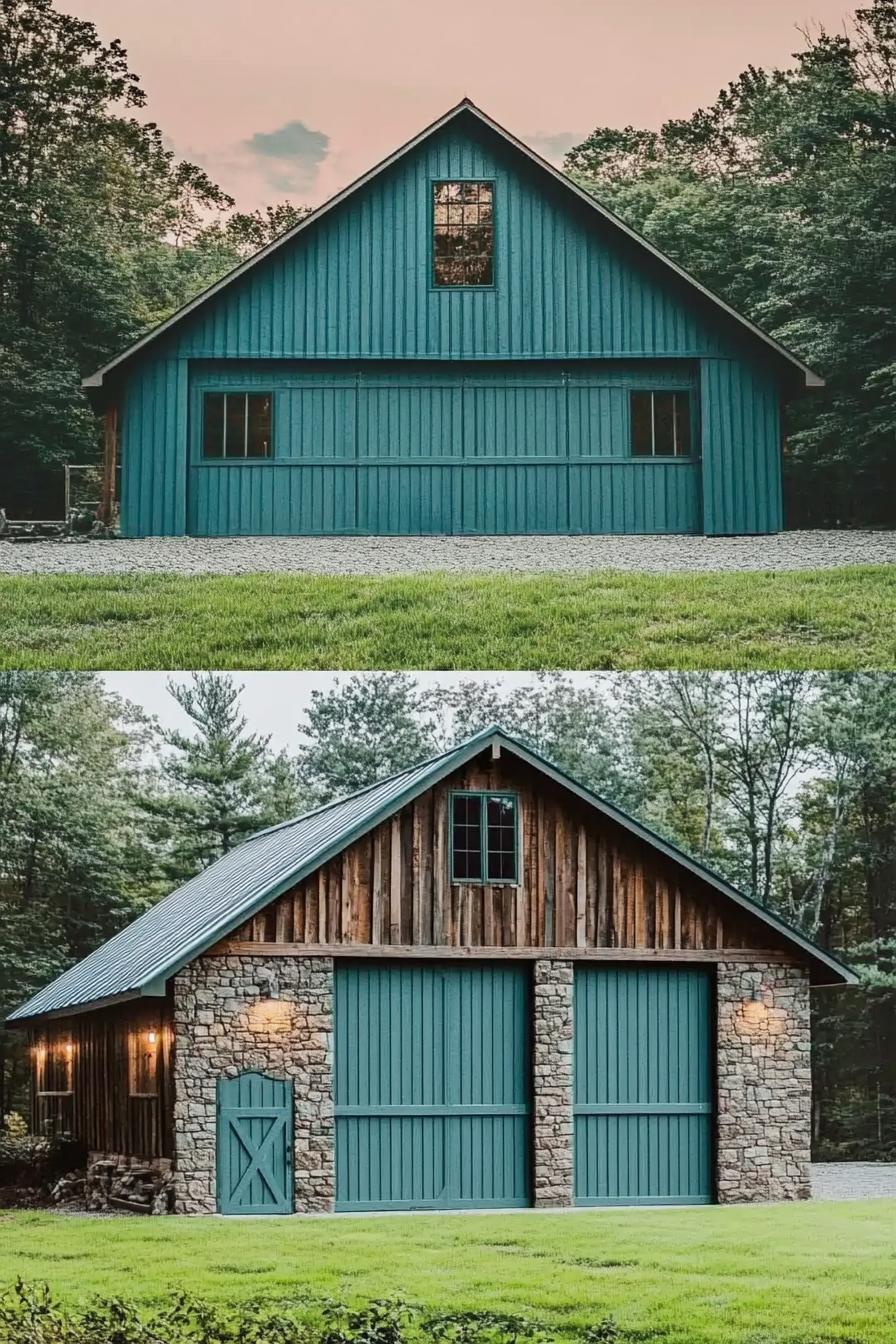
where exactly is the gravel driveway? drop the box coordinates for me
[811,1162,896,1200]
[1,530,894,576]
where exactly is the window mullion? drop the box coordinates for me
[482,793,489,883]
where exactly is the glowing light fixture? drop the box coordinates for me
[146,1029,158,1047]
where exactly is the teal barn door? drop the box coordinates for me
[216,1071,294,1214]
[335,963,530,1210]
[574,967,712,1205]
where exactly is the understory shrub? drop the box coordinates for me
[0,1130,85,1189]
[0,1285,621,1344]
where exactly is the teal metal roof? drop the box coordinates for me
[7,726,855,1022]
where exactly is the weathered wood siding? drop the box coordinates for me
[225,758,782,956]
[30,998,174,1158]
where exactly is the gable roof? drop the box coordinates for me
[7,726,855,1024]
[83,99,823,395]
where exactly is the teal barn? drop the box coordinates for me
[9,728,852,1214]
[85,101,822,538]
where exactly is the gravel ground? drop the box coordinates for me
[810,1162,896,1201]
[1,530,894,576]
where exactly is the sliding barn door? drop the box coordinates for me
[574,967,712,1204]
[335,962,530,1210]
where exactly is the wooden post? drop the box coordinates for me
[100,404,119,526]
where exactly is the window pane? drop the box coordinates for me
[224,393,246,458]
[674,393,691,456]
[246,394,272,457]
[433,181,494,286]
[486,794,517,882]
[452,794,482,881]
[631,392,653,456]
[653,392,676,455]
[203,394,225,458]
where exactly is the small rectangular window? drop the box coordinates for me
[433,181,494,287]
[451,792,518,883]
[35,1037,73,1095]
[451,792,483,881]
[630,391,691,457]
[128,1025,160,1098]
[203,392,272,459]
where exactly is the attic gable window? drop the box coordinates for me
[631,391,691,457]
[203,392,272,459]
[433,181,494,287]
[450,792,518,883]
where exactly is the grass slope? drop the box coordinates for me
[0,567,894,669]
[1,1204,895,1344]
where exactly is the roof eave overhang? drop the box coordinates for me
[5,989,148,1029]
[81,100,824,394]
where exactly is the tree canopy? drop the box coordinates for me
[565,1,896,525]
[0,0,308,518]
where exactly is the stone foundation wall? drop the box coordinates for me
[172,954,334,1214]
[532,959,574,1206]
[716,961,812,1203]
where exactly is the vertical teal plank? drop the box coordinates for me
[216,1071,293,1215]
[701,357,783,535]
[574,967,712,1205]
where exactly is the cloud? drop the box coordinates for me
[526,131,581,166]
[242,119,330,193]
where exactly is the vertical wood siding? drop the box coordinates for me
[334,962,530,1209]
[116,114,784,536]
[182,362,700,536]
[224,758,783,957]
[700,357,783,534]
[574,967,712,1204]
[30,1000,173,1158]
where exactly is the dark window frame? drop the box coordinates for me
[449,790,520,885]
[630,390,693,458]
[202,391,274,461]
[128,1025,160,1099]
[432,179,496,289]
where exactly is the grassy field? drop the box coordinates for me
[0,566,894,669]
[1,1203,895,1344]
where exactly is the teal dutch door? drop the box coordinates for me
[335,963,530,1210]
[574,967,712,1205]
[216,1071,294,1214]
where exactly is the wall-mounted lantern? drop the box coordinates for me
[741,980,768,1029]
[248,970,292,1031]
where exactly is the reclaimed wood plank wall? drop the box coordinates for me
[30,998,173,1158]
[231,758,775,954]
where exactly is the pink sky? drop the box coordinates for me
[71,0,853,210]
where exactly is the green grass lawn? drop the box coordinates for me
[1,1203,895,1344]
[0,567,894,669]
